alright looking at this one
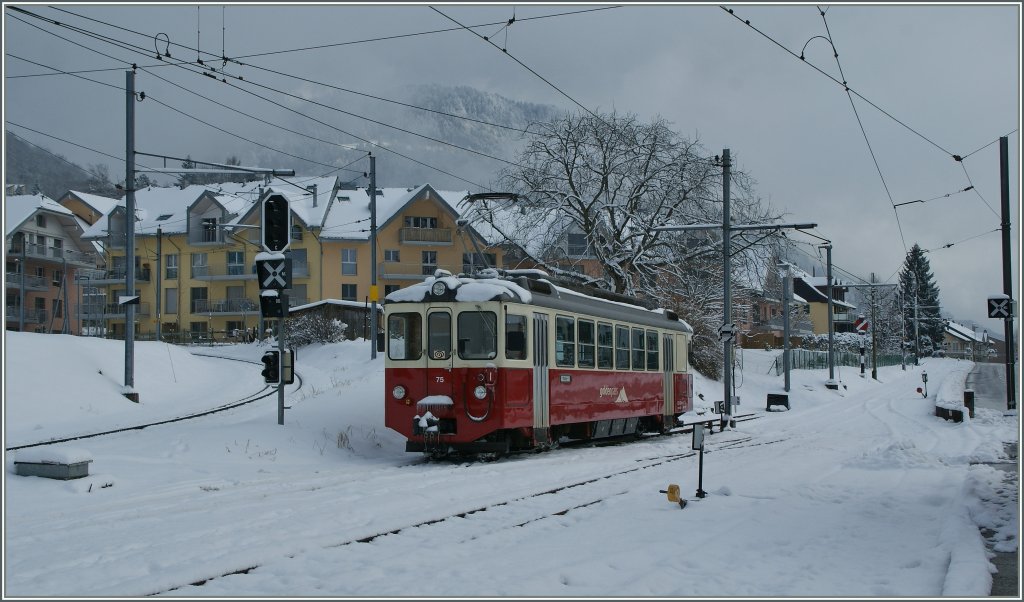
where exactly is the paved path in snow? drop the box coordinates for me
[967,361,1019,597]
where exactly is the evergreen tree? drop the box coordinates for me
[898,244,943,355]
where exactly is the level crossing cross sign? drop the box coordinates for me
[853,316,869,333]
[988,296,1013,319]
[256,257,292,290]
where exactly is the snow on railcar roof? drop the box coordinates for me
[385,273,532,304]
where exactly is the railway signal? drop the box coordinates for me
[261,193,291,253]
[261,350,281,384]
[282,348,295,385]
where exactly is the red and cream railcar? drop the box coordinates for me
[383,272,693,456]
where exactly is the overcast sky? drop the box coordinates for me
[3,2,1020,328]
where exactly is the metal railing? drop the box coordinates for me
[5,307,48,323]
[5,272,48,290]
[771,349,905,375]
[191,298,259,314]
[399,227,452,244]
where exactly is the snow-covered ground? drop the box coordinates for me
[2,332,1018,597]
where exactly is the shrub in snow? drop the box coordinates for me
[286,313,347,347]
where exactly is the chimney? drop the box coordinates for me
[307,184,318,208]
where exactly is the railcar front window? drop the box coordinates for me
[388,313,422,360]
[505,313,528,360]
[428,312,451,360]
[458,311,498,360]
[555,316,575,367]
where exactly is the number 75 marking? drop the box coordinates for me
[435,376,445,383]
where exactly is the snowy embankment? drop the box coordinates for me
[2,333,1018,597]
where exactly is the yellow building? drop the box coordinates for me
[75,180,500,342]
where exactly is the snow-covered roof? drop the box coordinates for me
[290,299,383,312]
[64,190,121,216]
[318,184,471,241]
[945,321,987,343]
[5,194,75,237]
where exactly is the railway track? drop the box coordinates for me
[155,429,782,595]
[5,354,303,452]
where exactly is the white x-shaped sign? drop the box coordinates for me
[261,261,288,289]
[989,297,1011,319]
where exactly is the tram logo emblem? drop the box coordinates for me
[600,387,629,404]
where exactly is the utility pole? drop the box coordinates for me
[19,241,26,332]
[369,155,379,360]
[654,147,816,428]
[779,262,792,392]
[722,149,734,426]
[998,136,1016,411]
[870,273,878,380]
[820,242,838,388]
[155,226,162,343]
[899,290,906,371]
[124,69,137,400]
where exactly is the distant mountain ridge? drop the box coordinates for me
[4,86,563,196]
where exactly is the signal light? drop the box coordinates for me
[261,351,281,384]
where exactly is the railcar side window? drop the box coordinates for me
[388,312,422,361]
[631,328,646,370]
[578,320,595,368]
[615,325,630,370]
[505,313,528,360]
[646,330,660,370]
[597,322,614,369]
[458,311,497,360]
[427,312,451,360]
[555,316,575,367]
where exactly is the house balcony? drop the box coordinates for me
[7,243,97,267]
[188,228,227,246]
[87,302,151,319]
[191,264,256,281]
[5,307,48,324]
[82,267,152,285]
[190,298,260,315]
[379,262,440,280]
[832,311,854,323]
[5,272,49,291]
[399,227,452,245]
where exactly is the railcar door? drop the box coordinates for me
[532,313,550,445]
[425,308,454,398]
[663,333,675,419]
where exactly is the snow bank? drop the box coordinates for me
[934,361,974,414]
[15,447,93,465]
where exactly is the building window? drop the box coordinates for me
[404,216,437,229]
[190,287,208,313]
[227,251,245,276]
[384,249,400,263]
[462,253,496,274]
[567,232,590,257]
[52,269,63,286]
[36,214,47,228]
[291,224,303,241]
[52,298,63,318]
[341,284,357,301]
[421,251,437,276]
[201,217,218,243]
[190,322,208,335]
[341,249,357,275]
[165,254,179,279]
[165,288,177,313]
[191,253,208,277]
[384,284,400,297]
[50,238,63,259]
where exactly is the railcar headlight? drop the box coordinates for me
[392,385,407,400]
[473,385,488,400]
[431,281,447,296]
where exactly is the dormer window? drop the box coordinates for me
[201,217,218,242]
[404,216,437,229]
[35,215,46,228]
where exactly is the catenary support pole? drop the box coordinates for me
[156,226,162,342]
[369,155,378,360]
[781,263,791,393]
[722,149,734,429]
[999,136,1016,411]
[124,70,137,398]
[824,243,837,387]
[278,294,288,425]
[870,274,878,380]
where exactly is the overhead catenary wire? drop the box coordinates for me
[7,8,494,191]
